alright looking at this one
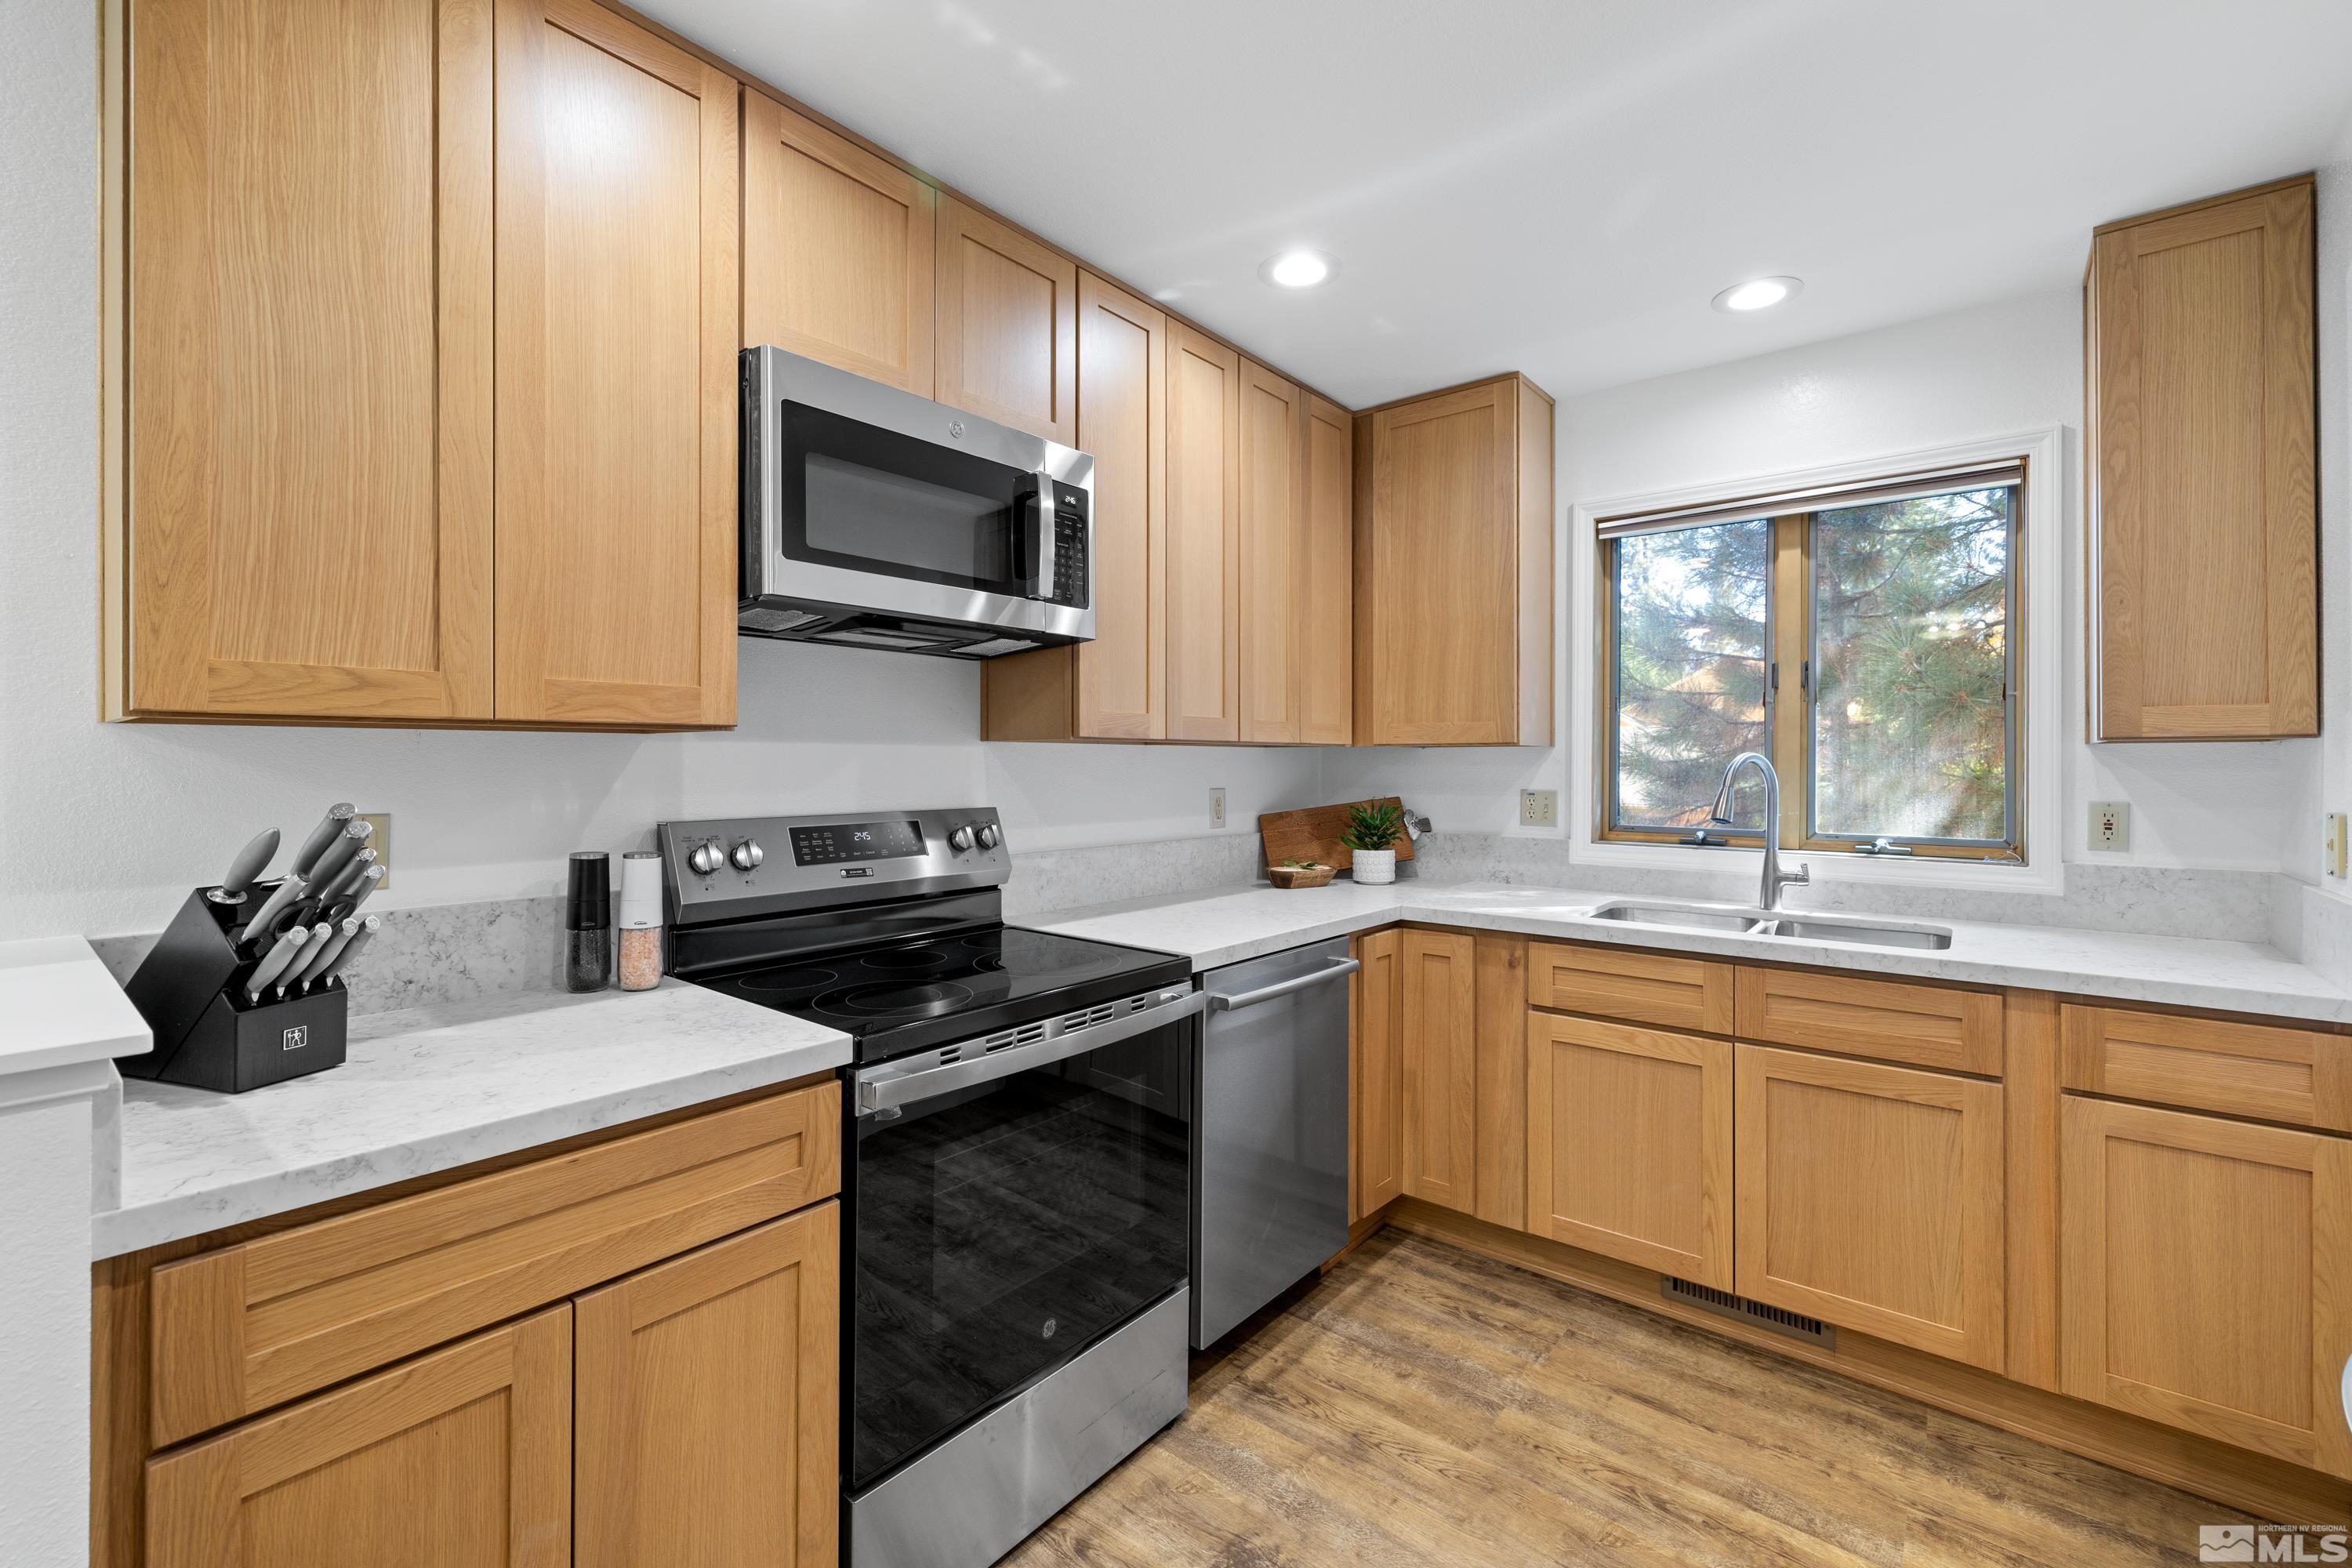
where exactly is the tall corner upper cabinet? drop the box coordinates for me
[935,196,1077,444]
[106,0,739,730]
[1352,373,1555,746]
[2085,174,2317,741]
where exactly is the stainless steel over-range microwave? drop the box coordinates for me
[739,347,1095,658]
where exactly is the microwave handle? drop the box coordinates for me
[1018,481,1050,601]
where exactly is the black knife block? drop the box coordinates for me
[122,884,348,1093]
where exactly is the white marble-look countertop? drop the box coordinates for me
[96,979,850,1259]
[1029,880,2352,1025]
[0,935,151,1073]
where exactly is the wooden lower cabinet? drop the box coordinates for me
[146,1306,572,1568]
[2060,1096,2352,1477]
[577,1203,840,1566]
[1348,929,1403,1221]
[1399,930,1479,1212]
[1733,1044,2006,1370]
[1526,1013,1733,1288]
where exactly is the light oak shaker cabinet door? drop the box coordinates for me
[742,92,935,394]
[1300,393,1355,746]
[1399,929,1479,1214]
[1072,274,1168,739]
[2060,1096,2352,1477]
[146,1307,571,1568]
[492,0,739,728]
[1237,360,1306,743]
[1527,1014,1733,1289]
[935,197,1078,443]
[576,1203,840,1568]
[1734,1045,2006,1370]
[119,0,495,722]
[1163,324,1243,742]
[1349,928,1404,1221]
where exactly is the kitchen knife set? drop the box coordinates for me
[121,802,381,1094]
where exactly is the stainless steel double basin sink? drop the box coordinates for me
[1584,898,1954,951]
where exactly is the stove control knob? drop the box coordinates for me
[730,839,764,871]
[688,841,724,876]
[976,823,1001,851]
[948,825,976,852]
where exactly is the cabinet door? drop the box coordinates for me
[147,1307,569,1568]
[2089,179,2316,739]
[1528,1014,1732,1288]
[2060,1098,2352,1476]
[492,0,738,728]
[576,1203,840,1567]
[1073,273,1168,738]
[1734,1045,2005,1369]
[1300,393,1354,745]
[1164,325,1243,741]
[121,0,493,721]
[935,197,1076,443]
[1238,361,1305,743]
[1349,929,1403,1221]
[1399,930,1479,1213]
[742,92,935,394]
[1361,379,1520,743]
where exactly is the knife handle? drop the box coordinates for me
[291,919,355,990]
[312,847,379,909]
[318,914,382,987]
[243,925,311,1002]
[209,829,281,904]
[332,863,387,921]
[291,804,357,879]
[308,820,373,888]
[238,875,307,947]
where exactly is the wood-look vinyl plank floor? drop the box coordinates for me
[1002,1229,2249,1566]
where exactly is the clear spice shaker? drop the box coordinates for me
[616,851,664,992]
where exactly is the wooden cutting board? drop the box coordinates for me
[1258,798,1416,873]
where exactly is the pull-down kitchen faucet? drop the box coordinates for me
[1710,752,1809,912]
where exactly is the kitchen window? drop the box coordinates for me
[1600,464,2022,862]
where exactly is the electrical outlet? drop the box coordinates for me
[358,812,392,889]
[1209,788,1226,829]
[2327,812,2347,879]
[1519,789,1558,828]
[2089,800,2129,852]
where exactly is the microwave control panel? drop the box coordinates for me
[1049,488,1090,608]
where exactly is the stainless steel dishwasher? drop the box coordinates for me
[1192,935,1356,1347]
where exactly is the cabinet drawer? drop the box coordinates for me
[1736,967,2001,1075]
[1527,940,1733,1034]
[2061,1004,2350,1131]
[149,1082,839,1447]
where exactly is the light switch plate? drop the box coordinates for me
[2089,800,2129,852]
[1519,789,1558,828]
[2327,812,2347,879]
[1209,788,1226,830]
[358,812,391,889]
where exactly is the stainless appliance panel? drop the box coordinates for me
[1192,935,1353,1347]
[657,807,1008,924]
[847,1287,1189,1568]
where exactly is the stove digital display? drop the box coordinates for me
[790,819,927,866]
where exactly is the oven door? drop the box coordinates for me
[844,989,1201,1495]
[744,347,1093,644]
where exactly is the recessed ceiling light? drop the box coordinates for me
[1260,249,1338,289]
[1711,275,1802,313]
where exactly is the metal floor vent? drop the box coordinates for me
[1662,1276,1835,1348]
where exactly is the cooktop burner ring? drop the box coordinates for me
[816,980,977,1019]
[861,946,956,971]
[730,965,840,995]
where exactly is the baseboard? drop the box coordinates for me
[1377,1199,2351,1524]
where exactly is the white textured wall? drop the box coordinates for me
[1330,285,2296,875]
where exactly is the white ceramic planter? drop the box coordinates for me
[1352,848,1396,885]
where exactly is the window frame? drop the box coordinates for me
[1597,470,2027,866]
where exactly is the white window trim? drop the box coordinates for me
[1567,424,2067,896]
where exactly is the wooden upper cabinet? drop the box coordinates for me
[742,92,935,394]
[1165,325,1244,741]
[981,273,1167,741]
[2060,1097,2352,1477]
[1354,373,1554,745]
[1301,394,1355,745]
[492,0,739,728]
[935,197,1077,444]
[1399,929,1479,1213]
[146,1308,572,1568]
[2087,176,2317,740]
[576,1204,840,1568]
[115,0,495,722]
[1238,361,1306,743]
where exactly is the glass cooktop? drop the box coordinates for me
[694,925,1190,1062]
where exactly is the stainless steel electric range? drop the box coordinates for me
[657,808,1199,1568]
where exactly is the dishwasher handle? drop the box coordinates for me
[1208,955,1359,1012]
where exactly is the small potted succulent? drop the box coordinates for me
[1341,800,1406,886]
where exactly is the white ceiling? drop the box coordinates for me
[642,0,2352,406]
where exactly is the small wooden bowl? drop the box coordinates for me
[1268,863,1336,890]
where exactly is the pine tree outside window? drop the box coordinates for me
[1601,466,2023,862]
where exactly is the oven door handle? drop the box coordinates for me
[855,989,1207,1115]
[1207,956,1359,1012]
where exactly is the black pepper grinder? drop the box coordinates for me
[564,851,612,993]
